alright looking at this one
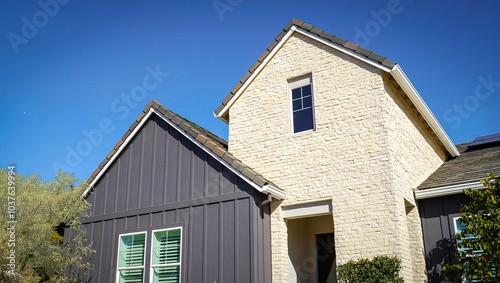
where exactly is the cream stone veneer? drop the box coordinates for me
[227,33,447,282]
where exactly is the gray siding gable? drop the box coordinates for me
[87,114,256,216]
[78,113,272,283]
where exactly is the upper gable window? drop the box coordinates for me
[289,75,315,134]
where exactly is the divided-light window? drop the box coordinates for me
[289,75,315,134]
[117,228,182,283]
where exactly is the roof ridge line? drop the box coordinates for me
[214,18,397,117]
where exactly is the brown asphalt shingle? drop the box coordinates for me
[86,100,278,191]
[418,142,500,190]
[214,18,397,119]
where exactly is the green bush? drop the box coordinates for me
[337,255,404,283]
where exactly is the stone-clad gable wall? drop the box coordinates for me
[227,33,445,282]
[381,73,447,281]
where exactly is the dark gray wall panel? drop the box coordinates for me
[222,167,236,195]
[178,136,192,203]
[192,146,206,200]
[206,203,220,282]
[165,126,179,204]
[151,211,162,226]
[237,198,251,283]
[152,119,166,207]
[87,116,260,216]
[419,194,470,283]
[77,115,272,282]
[222,200,236,282]
[139,120,154,209]
[93,174,107,216]
[115,148,129,213]
[105,161,118,214]
[190,206,204,283]
[127,130,142,211]
[126,215,137,229]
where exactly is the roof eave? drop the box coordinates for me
[414,181,483,200]
[83,106,286,200]
[390,65,460,157]
[213,25,394,122]
[214,22,460,157]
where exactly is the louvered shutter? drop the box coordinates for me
[118,233,145,283]
[152,229,181,282]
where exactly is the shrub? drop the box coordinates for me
[337,255,404,283]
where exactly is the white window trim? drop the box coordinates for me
[149,227,183,283]
[116,231,148,283]
[288,74,316,135]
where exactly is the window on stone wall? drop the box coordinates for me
[289,74,315,134]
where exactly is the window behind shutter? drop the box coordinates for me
[455,218,497,282]
[117,233,146,283]
[152,228,181,283]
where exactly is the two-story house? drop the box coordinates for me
[76,19,473,283]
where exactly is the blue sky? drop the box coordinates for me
[1,0,499,181]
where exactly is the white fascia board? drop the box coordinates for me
[82,109,155,197]
[390,65,460,157]
[153,109,285,200]
[262,184,286,200]
[214,25,393,121]
[215,26,297,121]
[82,107,286,200]
[293,27,392,73]
[415,181,484,200]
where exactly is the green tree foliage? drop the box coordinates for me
[0,168,93,282]
[444,173,500,282]
[337,255,404,283]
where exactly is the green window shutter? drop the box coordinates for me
[152,229,181,265]
[455,219,483,254]
[119,233,146,268]
[152,266,180,283]
[152,229,181,282]
[455,219,498,283]
[119,269,144,283]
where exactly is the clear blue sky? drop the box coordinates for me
[1,0,499,181]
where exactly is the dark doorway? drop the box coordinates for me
[317,233,336,283]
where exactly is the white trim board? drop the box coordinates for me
[82,110,154,197]
[83,108,286,200]
[414,181,484,200]
[215,27,296,120]
[390,65,460,157]
[282,199,332,219]
[214,24,460,158]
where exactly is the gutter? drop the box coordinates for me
[214,25,460,158]
[390,65,460,157]
[414,181,484,200]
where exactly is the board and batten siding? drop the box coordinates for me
[72,114,271,283]
[418,194,470,283]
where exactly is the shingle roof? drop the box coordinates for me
[418,141,500,190]
[87,99,277,191]
[214,18,397,117]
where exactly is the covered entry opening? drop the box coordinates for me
[284,200,335,283]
